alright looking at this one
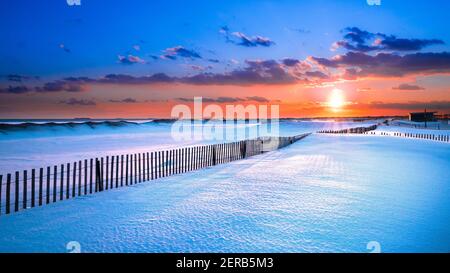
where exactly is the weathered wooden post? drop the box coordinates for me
[47,166,51,203]
[72,162,76,197]
[39,167,44,205]
[6,174,11,214]
[15,171,19,212]
[125,155,129,185]
[23,170,27,209]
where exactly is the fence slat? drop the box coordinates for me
[66,163,70,199]
[6,174,11,214]
[90,159,93,194]
[125,155,129,186]
[31,169,36,207]
[39,167,43,205]
[0,175,2,215]
[46,166,50,204]
[23,170,27,209]
[72,162,76,198]
[15,171,19,212]
[60,165,64,200]
[106,156,109,190]
[110,156,114,189]
[150,152,154,180]
[116,155,119,188]
[78,161,82,196]
[53,166,57,202]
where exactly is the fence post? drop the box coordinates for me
[213,145,217,165]
[46,166,50,204]
[53,166,57,202]
[105,156,109,190]
[150,152,154,180]
[6,174,11,214]
[39,167,44,205]
[15,171,19,212]
[23,170,27,209]
[78,161,81,196]
[66,163,70,199]
[146,152,150,181]
[60,164,64,200]
[31,168,36,206]
[0,175,2,215]
[115,155,119,188]
[125,155,129,186]
[72,162,76,198]
[84,160,88,195]
[120,155,124,187]
[110,156,114,189]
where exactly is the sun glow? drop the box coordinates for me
[327,88,345,110]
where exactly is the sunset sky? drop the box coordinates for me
[1,0,449,118]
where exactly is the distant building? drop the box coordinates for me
[409,111,437,122]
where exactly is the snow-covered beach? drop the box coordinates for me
[0,120,449,253]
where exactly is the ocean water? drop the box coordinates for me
[0,121,448,253]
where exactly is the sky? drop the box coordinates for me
[0,0,449,118]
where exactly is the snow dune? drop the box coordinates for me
[0,134,448,253]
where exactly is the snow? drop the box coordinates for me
[0,131,449,253]
[0,120,374,174]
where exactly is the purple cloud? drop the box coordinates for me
[392,84,426,90]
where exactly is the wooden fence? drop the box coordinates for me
[0,134,309,216]
[317,124,449,143]
[317,125,378,134]
[364,131,450,142]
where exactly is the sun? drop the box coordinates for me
[328,88,345,110]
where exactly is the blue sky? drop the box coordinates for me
[1,0,449,78]
[0,0,449,118]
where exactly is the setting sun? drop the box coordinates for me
[328,88,346,110]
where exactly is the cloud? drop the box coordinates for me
[35,81,86,92]
[0,85,31,94]
[282,58,301,67]
[392,83,426,90]
[59,43,71,53]
[230,32,275,47]
[333,27,445,52]
[246,96,270,102]
[161,46,201,60]
[4,74,38,82]
[220,27,275,47]
[367,101,450,110]
[59,98,96,106]
[312,51,450,78]
[118,55,145,64]
[175,96,272,103]
[207,58,220,63]
[109,97,138,103]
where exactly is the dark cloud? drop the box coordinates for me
[35,81,86,92]
[305,71,329,79]
[220,27,275,47]
[207,58,220,63]
[333,27,444,52]
[282,58,300,66]
[246,96,270,102]
[0,85,31,94]
[109,98,138,103]
[312,51,450,77]
[5,74,38,82]
[162,46,201,60]
[367,101,450,110]
[118,55,145,64]
[175,96,272,103]
[59,98,96,106]
[392,84,426,90]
